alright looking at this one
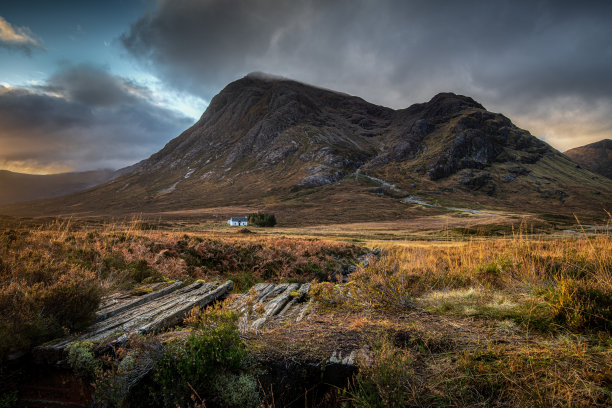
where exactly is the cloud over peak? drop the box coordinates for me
[120,0,612,150]
[37,64,151,107]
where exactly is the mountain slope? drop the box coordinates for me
[2,73,610,221]
[0,169,116,205]
[564,139,612,179]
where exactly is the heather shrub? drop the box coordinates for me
[0,228,102,359]
[149,303,260,407]
[39,267,101,331]
[0,268,101,359]
[0,281,40,357]
[170,236,359,281]
[67,341,99,380]
[310,281,353,308]
[348,337,611,407]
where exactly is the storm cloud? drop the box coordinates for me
[0,64,193,173]
[121,0,612,150]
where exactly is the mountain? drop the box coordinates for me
[2,73,610,223]
[564,139,612,179]
[0,169,116,205]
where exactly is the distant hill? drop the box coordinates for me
[1,73,610,222]
[564,139,612,179]
[0,169,116,205]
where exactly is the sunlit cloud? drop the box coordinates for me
[509,97,612,152]
[0,16,44,54]
[0,66,193,174]
[0,159,73,175]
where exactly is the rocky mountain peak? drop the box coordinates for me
[401,92,486,122]
[427,92,484,110]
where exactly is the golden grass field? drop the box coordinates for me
[0,213,610,407]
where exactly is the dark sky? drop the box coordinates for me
[1,0,611,173]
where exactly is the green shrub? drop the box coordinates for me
[229,271,262,293]
[0,391,17,408]
[295,261,328,281]
[150,303,260,407]
[67,341,100,379]
[211,373,261,408]
[129,259,155,283]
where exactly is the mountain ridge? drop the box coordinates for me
[0,169,116,206]
[1,74,610,222]
[564,139,612,179]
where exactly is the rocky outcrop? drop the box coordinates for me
[299,169,345,187]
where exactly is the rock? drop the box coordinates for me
[508,165,530,176]
[369,187,387,196]
[259,143,298,165]
[459,171,491,188]
[298,170,344,188]
[328,345,371,367]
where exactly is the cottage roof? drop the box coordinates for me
[230,217,248,222]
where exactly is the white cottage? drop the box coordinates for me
[227,216,248,226]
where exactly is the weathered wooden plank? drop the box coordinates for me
[235,282,311,331]
[265,283,300,317]
[35,280,233,363]
[136,281,233,333]
[96,281,183,322]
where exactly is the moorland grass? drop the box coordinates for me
[0,219,361,359]
[1,216,610,406]
[310,219,611,407]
